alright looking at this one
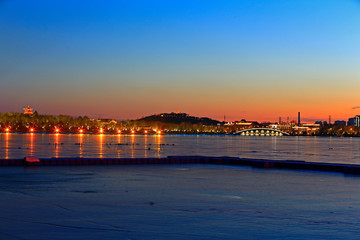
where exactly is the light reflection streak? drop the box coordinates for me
[144,134,148,158]
[5,133,9,159]
[155,134,161,158]
[29,133,34,156]
[117,134,122,158]
[79,134,83,158]
[272,136,277,151]
[99,134,103,158]
[130,134,135,158]
[54,133,60,158]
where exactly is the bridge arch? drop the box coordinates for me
[234,128,290,136]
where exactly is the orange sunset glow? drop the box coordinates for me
[0,0,359,123]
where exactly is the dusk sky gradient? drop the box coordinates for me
[1,0,359,122]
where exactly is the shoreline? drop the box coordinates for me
[2,156,360,175]
[1,132,359,137]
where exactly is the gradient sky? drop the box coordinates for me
[1,0,359,122]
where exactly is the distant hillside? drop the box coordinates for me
[137,112,220,125]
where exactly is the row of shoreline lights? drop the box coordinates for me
[2,127,161,134]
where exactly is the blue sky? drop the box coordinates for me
[1,0,359,121]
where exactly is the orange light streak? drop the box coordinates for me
[98,133,103,158]
[5,130,9,159]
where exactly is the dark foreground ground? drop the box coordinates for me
[0,165,360,239]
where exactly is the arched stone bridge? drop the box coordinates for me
[234,128,290,136]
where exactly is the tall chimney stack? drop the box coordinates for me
[298,112,301,126]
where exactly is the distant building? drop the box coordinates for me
[348,118,355,126]
[302,123,321,128]
[294,123,320,134]
[234,121,252,126]
[355,115,360,127]
[270,122,295,132]
[98,119,118,125]
[334,120,346,126]
[23,106,33,115]
[347,116,360,126]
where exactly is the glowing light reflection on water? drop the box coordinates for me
[1,133,360,164]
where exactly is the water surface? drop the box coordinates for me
[1,133,360,164]
[1,165,360,239]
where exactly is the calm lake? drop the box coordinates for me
[1,133,360,164]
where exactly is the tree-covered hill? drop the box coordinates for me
[137,112,220,125]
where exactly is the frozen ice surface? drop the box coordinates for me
[1,165,360,239]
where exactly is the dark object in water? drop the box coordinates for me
[24,156,40,166]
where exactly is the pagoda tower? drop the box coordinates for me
[24,106,33,115]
